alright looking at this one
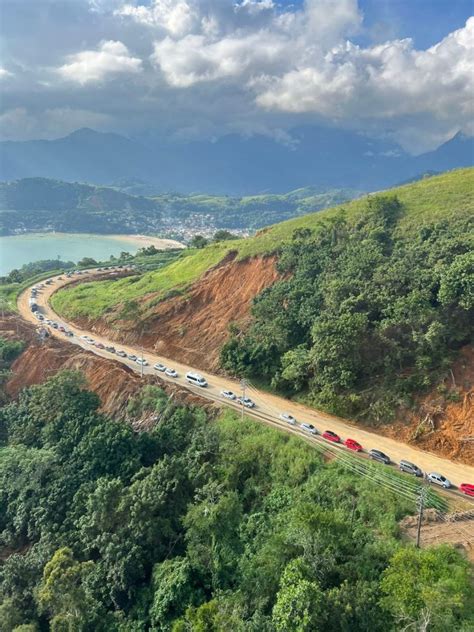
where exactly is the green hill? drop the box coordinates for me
[0,178,162,235]
[52,168,473,318]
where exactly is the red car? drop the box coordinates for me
[345,438,363,452]
[460,483,474,497]
[323,430,341,443]
[95,342,105,349]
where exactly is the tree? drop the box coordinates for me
[380,545,473,631]
[272,558,326,632]
[77,257,98,267]
[189,235,208,249]
[213,230,238,242]
[37,547,100,631]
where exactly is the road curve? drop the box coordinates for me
[18,269,474,497]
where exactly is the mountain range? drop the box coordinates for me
[0,127,472,195]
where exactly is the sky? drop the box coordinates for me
[0,0,472,152]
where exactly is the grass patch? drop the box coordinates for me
[51,244,228,320]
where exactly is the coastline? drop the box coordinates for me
[104,234,186,250]
[2,231,185,250]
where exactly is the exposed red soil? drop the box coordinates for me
[381,346,474,465]
[71,253,280,372]
[1,315,210,419]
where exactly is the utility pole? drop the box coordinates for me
[240,378,247,422]
[416,485,428,548]
[140,345,144,379]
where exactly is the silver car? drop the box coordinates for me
[279,413,296,425]
[300,422,318,435]
[427,472,451,488]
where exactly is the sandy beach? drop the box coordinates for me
[105,234,186,250]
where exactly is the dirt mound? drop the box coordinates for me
[74,254,280,372]
[400,508,474,559]
[382,346,474,465]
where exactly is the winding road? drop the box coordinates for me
[18,269,474,499]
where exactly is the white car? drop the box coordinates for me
[427,472,451,488]
[116,350,127,357]
[221,390,236,400]
[136,358,149,366]
[154,363,166,372]
[301,422,318,435]
[80,335,89,341]
[237,396,255,408]
[127,354,137,361]
[86,338,95,344]
[279,413,297,425]
[165,368,178,378]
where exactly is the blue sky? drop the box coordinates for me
[0,0,472,151]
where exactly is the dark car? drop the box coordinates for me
[369,449,391,465]
[105,346,116,353]
[95,342,105,349]
[399,460,423,477]
[322,430,341,443]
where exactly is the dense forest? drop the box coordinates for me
[0,371,472,631]
[0,177,360,235]
[0,179,162,235]
[221,195,474,423]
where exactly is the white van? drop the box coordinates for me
[186,372,208,387]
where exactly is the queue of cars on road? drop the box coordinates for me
[29,272,474,499]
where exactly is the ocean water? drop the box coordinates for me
[0,233,143,275]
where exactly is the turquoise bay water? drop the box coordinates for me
[0,233,143,275]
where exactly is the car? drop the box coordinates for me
[186,372,208,387]
[460,483,474,497]
[51,322,58,329]
[165,368,178,378]
[65,331,74,337]
[80,335,89,341]
[368,449,391,465]
[279,413,297,425]
[45,319,52,325]
[154,363,166,372]
[301,422,318,435]
[37,314,44,321]
[95,342,105,349]
[322,430,341,443]
[427,472,451,489]
[236,396,255,408]
[105,346,116,353]
[86,338,95,344]
[136,358,148,366]
[345,438,363,452]
[58,326,66,332]
[221,390,236,400]
[399,460,423,477]
[128,354,137,361]
[116,350,127,357]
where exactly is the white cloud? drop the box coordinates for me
[0,67,13,79]
[1,0,472,150]
[116,1,199,36]
[254,17,474,149]
[57,40,142,84]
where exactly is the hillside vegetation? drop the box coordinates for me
[1,372,471,631]
[52,169,473,423]
[0,178,162,235]
[0,177,361,235]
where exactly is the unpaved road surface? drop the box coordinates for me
[19,270,474,499]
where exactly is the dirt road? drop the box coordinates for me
[18,270,474,498]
